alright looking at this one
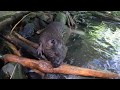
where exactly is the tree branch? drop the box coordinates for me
[1,54,120,79]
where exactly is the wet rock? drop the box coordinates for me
[19,23,35,38]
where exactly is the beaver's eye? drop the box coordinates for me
[51,39,56,45]
[55,52,59,56]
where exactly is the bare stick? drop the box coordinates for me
[13,32,39,49]
[5,41,21,56]
[1,54,120,79]
[10,12,32,35]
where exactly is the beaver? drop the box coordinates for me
[37,22,69,68]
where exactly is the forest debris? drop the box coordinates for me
[1,62,26,79]
[0,11,30,32]
[4,35,40,59]
[1,54,120,79]
[3,40,27,79]
[13,32,39,49]
[32,69,45,77]
[65,11,76,28]
[10,64,17,79]
[10,12,32,35]
[5,41,21,56]
[36,29,44,34]
[3,34,45,77]
[90,11,120,22]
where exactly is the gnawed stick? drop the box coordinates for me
[1,54,120,79]
[5,41,21,56]
[13,32,39,49]
[10,12,32,35]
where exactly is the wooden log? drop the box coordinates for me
[1,54,120,79]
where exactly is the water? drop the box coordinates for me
[64,21,120,76]
[1,11,120,78]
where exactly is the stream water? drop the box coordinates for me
[65,20,120,75]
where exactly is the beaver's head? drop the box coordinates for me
[38,39,67,68]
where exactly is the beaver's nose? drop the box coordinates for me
[51,59,62,68]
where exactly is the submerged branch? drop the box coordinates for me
[5,41,21,56]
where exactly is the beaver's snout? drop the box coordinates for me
[51,46,68,68]
[38,22,69,68]
[51,58,63,68]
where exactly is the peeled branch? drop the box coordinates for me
[1,54,120,79]
[5,41,21,56]
[13,32,39,49]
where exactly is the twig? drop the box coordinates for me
[66,11,76,28]
[5,41,21,56]
[10,12,32,35]
[13,32,39,49]
[4,35,40,59]
[10,64,18,79]
[90,11,120,22]
[32,69,45,77]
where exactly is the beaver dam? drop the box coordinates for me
[0,11,120,79]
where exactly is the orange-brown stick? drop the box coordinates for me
[13,32,39,49]
[5,41,21,56]
[1,54,120,79]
